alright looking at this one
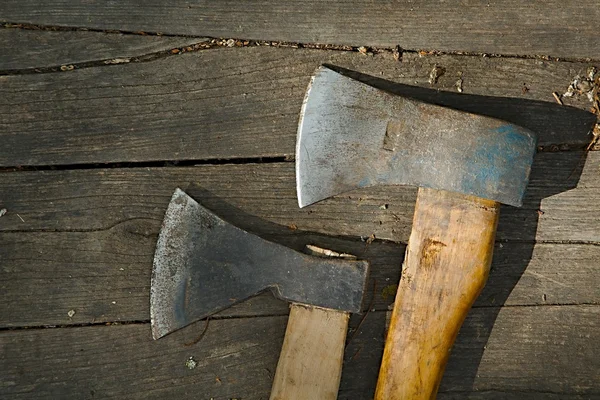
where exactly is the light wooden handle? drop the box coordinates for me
[375,187,500,400]
[270,304,349,400]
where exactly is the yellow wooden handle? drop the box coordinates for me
[375,187,500,400]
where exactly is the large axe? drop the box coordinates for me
[296,67,537,399]
[150,188,370,399]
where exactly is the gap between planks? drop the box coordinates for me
[2,24,600,77]
[1,153,599,242]
[0,155,290,173]
[1,46,597,166]
[4,300,600,333]
[3,21,600,65]
[1,306,598,398]
[2,222,598,327]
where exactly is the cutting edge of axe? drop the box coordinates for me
[295,66,538,399]
[150,188,370,340]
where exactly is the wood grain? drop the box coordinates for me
[441,305,600,395]
[0,1,599,58]
[1,162,598,328]
[270,305,348,400]
[1,220,598,327]
[0,316,288,400]
[0,29,201,70]
[1,306,598,399]
[0,47,596,166]
[376,189,499,399]
[0,18,597,400]
[0,152,598,243]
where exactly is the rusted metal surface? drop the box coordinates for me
[150,189,370,339]
[296,67,538,208]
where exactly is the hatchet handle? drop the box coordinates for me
[270,304,349,400]
[375,187,500,400]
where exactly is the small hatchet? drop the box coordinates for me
[150,189,370,399]
[296,67,537,399]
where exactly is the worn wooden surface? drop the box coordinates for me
[0,28,201,70]
[1,307,598,399]
[1,47,597,166]
[2,219,599,327]
[1,1,599,59]
[1,12,599,399]
[1,153,599,242]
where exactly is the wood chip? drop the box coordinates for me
[185,357,197,370]
[365,234,376,245]
[104,58,131,65]
[428,64,445,85]
[392,45,402,61]
[358,46,368,55]
[305,245,356,259]
[552,92,563,105]
[455,77,463,93]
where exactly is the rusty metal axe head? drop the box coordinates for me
[150,189,369,339]
[296,66,538,208]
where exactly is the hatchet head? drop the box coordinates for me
[151,189,369,339]
[296,66,537,208]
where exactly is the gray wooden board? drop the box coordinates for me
[0,225,403,327]
[441,305,600,396]
[0,47,597,166]
[1,158,598,328]
[0,152,599,243]
[1,306,598,398]
[0,29,202,70]
[1,1,599,59]
[2,219,599,327]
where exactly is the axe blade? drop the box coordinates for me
[150,189,369,339]
[296,66,537,208]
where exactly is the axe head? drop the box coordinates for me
[296,66,538,208]
[151,189,369,339]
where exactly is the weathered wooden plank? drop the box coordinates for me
[0,47,596,166]
[1,1,599,59]
[443,305,600,395]
[1,306,598,398]
[0,151,598,243]
[0,29,201,70]
[0,317,287,399]
[0,222,404,327]
[1,200,598,327]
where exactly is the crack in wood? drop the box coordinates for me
[3,304,599,333]
[0,313,294,332]
[2,22,600,76]
[0,156,291,173]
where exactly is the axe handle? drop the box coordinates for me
[270,304,349,400]
[375,187,500,400]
